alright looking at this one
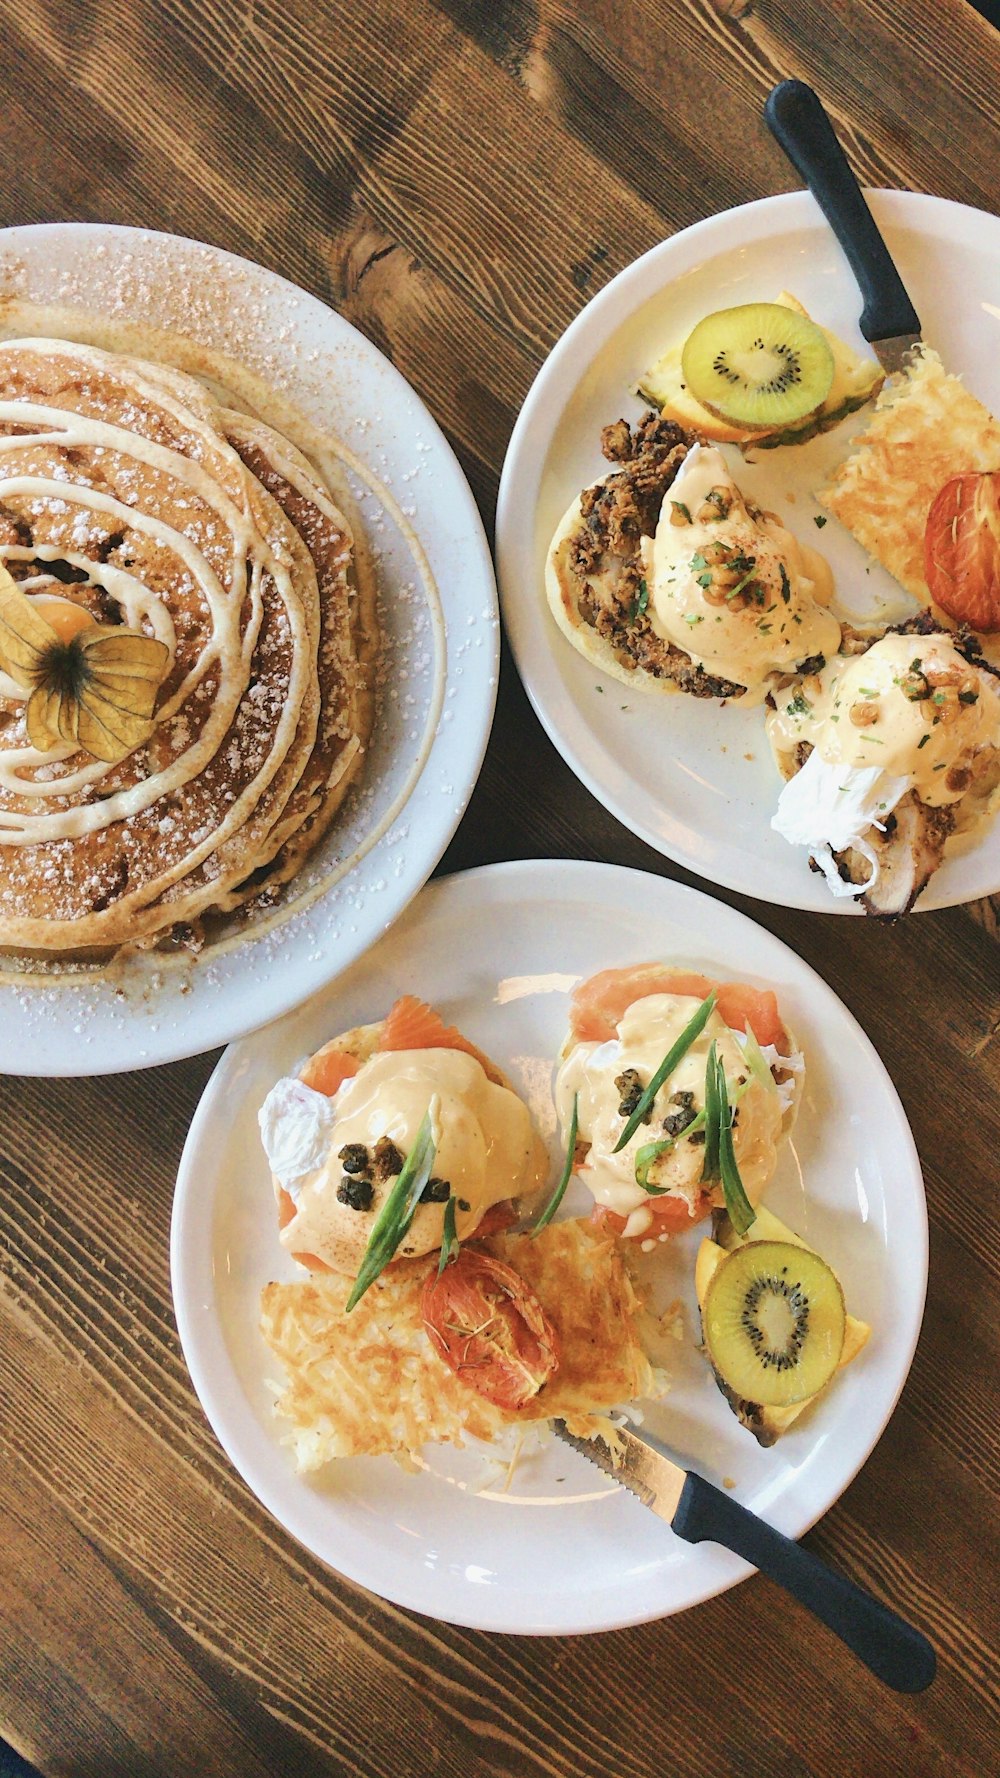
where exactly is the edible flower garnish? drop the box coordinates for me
[613,991,716,1152]
[346,1099,438,1310]
[0,567,168,765]
[532,1092,578,1237]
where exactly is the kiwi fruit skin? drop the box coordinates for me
[681,303,836,432]
[701,1238,846,1409]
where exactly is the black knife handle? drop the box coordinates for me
[673,1470,936,1693]
[764,78,920,344]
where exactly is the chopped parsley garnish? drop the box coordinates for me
[779,564,792,603]
[813,514,828,528]
[917,733,930,748]
[690,552,708,571]
[684,613,703,625]
[786,692,811,717]
[628,578,650,622]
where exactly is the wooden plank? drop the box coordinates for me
[0,0,997,1773]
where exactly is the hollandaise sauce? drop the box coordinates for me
[646,444,840,702]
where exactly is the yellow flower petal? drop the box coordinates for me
[81,629,168,668]
[75,684,157,764]
[0,569,59,688]
[25,683,66,753]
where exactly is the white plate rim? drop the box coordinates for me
[170,856,927,1634]
[495,188,1000,915]
[0,221,499,1074]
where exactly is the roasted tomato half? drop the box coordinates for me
[924,471,1000,633]
[421,1250,560,1411]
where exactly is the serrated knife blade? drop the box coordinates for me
[555,1420,685,1520]
[765,81,922,379]
[554,1421,936,1693]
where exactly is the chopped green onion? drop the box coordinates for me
[533,1093,578,1236]
[671,500,692,523]
[716,1059,756,1236]
[437,1197,459,1274]
[613,992,716,1152]
[700,1037,721,1183]
[739,1022,778,1095]
[346,1102,437,1310]
[634,1108,707,1191]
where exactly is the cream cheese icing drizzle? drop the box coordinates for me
[0,342,327,848]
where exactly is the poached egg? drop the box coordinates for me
[768,632,1000,894]
[554,991,785,1239]
[645,445,841,702]
[260,1048,547,1274]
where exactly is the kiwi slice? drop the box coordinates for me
[702,1239,845,1408]
[681,303,835,432]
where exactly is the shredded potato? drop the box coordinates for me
[821,345,1000,603]
[260,1219,656,1471]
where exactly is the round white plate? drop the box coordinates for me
[0,224,498,1074]
[171,859,926,1635]
[496,190,1000,914]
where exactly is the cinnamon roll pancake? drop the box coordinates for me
[0,337,376,956]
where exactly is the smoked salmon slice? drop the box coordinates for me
[299,1043,360,1096]
[569,963,786,1051]
[378,995,497,1076]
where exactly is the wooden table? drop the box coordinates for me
[1,3,998,1774]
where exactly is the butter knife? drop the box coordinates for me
[556,1422,936,1692]
[764,79,921,377]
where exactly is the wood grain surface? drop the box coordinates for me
[1,2,999,1775]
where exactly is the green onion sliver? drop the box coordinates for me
[613,991,716,1153]
[346,1101,438,1310]
[700,1037,721,1183]
[739,1020,778,1095]
[634,1109,707,1192]
[716,1058,756,1237]
[437,1197,460,1275]
[532,1093,578,1237]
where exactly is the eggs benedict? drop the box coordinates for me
[546,418,841,705]
[768,623,1000,914]
[554,965,800,1244]
[259,996,548,1277]
[645,445,841,703]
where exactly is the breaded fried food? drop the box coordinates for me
[260,1219,656,1469]
[821,345,1000,606]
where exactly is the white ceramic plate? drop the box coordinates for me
[0,224,498,1074]
[171,859,926,1634]
[496,190,1000,914]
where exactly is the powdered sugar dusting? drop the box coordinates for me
[0,225,497,1071]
